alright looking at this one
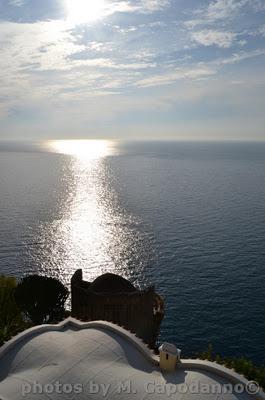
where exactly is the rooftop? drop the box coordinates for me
[0,318,263,400]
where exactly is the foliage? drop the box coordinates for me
[0,275,29,346]
[14,275,69,325]
[197,344,265,389]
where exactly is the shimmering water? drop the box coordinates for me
[0,140,264,364]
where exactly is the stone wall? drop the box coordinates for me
[71,269,164,348]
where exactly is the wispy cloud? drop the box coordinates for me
[98,1,140,17]
[135,66,216,88]
[8,0,25,6]
[0,0,264,139]
[112,0,170,14]
[185,0,250,27]
[252,24,265,37]
[213,48,265,65]
[191,30,236,48]
[138,0,170,12]
[260,25,265,36]
[205,0,248,21]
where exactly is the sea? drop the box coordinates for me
[0,139,264,364]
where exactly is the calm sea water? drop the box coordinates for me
[0,140,264,364]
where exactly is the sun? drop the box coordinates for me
[66,0,107,25]
[48,140,111,160]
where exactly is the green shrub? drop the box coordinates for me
[14,275,69,325]
[0,275,28,346]
[196,344,265,389]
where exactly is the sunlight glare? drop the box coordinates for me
[49,140,111,160]
[66,0,107,24]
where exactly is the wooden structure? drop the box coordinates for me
[71,269,164,348]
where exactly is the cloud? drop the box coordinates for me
[0,21,87,72]
[99,1,140,17]
[213,48,265,66]
[138,0,170,12]
[206,0,248,21]
[83,0,170,18]
[256,25,265,37]
[134,45,265,89]
[107,0,170,15]
[192,30,236,48]
[260,26,265,36]
[185,0,250,27]
[135,66,216,88]
[0,18,159,124]
[1,0,167,25]
[250,0,265,12]
[0,0,264,140]
[74,58,155,70]
[8,0,25,6]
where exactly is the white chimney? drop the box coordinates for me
[159,342,181,372]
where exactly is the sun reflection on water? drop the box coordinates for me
[47,140,117,280]
[33,140,149,287]
[49,139,111,160]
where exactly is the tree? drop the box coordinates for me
[0,275,25,345]
[14,275,69,325]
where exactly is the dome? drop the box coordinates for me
[90,273,136,293]
[0,318,261,400]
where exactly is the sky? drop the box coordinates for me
[0,0,265,141]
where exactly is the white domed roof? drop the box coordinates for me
[0,318,263,400]
[159,342,180,355]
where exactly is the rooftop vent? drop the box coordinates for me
[159,342,181,372]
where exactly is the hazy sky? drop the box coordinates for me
[0,0,265,140]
